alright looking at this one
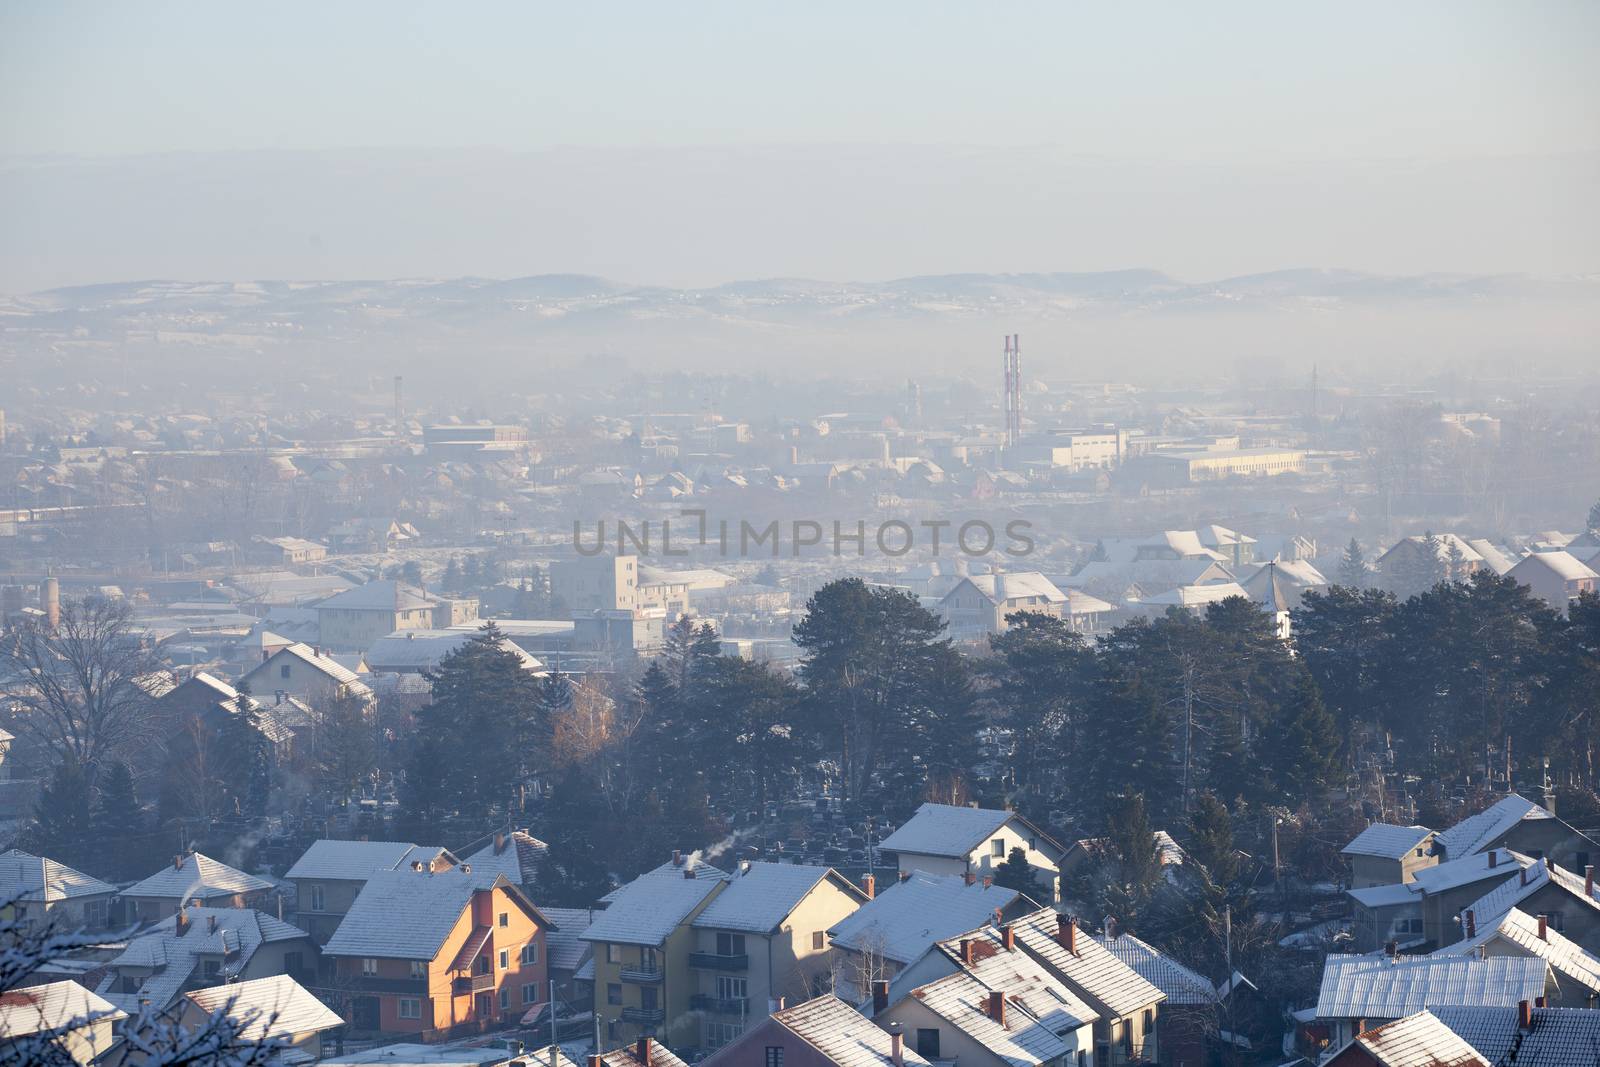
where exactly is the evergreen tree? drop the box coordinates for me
[1589,499,1600,537]
[27,760,94,871]
[442,556,462,592]
[1261,672,1340,806]
[537,765,615,905]
[993,846,1036,892]
[217,686,271,817]
[92,760,146,880]
[1337,538,1368,588]
[1186,791,1238,888]
[1100,792,1162,930]
[988,612,1093,796]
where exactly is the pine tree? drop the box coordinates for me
[1589,498,1600,537]
[1185,791,1238,888]
[537,764,615,905]
[1337,538,1368,588]
[218,686,271,817]
[27,760,94,872]
[1101,792,1162,929]
[993,846,1036,892]
[93,760,146,880]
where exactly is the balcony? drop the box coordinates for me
[687,952,748,971]
[619,966,664,984]
[453,972,494,994]
[621,1006,665,1025]
[345,976,428,995]
[690,995,749,1016]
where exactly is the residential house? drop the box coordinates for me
[582,856,729,1050]
[253,536,328,566]
[1314,955,1550,1049]
[315,581,476,653]
[1435,908,1600,1006]
[1095,929,1217,1067]
[1347,883,1425,954]
[122,852,276,922]
[237,642,374,706]
[0,849,117,931]
[936,573,1070,640]
[98,907,317,1014]
[1009,910,1166,1067]
[180,974,345,1062]
[154,672,298,764]
[1433,1003,1600,1067]
[538,907,596,1005]
[688,862,869,1051]
[328,519,421,553]
[703,993,934,1067]
[1377,535,1485,586]
[1341,824,1438,888]
[322,867,552,1039]
[1323,1010,1488,1067]
[874,920,1098,1067]
[593,1036,689,1067]
[1407,848,1529,948]
[1463,858,1600,956]
[365,631,544,676]
[459,831,549,892]
[285,839,456,945]
[878,803,1065,900]
[1433,794,1597,873]
[1505,551,1600,613]
[826,872,1034,1002]
[1195,525,1257,567]
[0,980,125,1065]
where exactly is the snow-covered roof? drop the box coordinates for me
[597,1037,689,1067]
[1342,824,1435,861]
[879,803,1020,859]
[599,857,726,902]
[1195,525,1257,549]
[1434,795,1551,860]
[1345,1010,1488,1067]
[1433,1005,1600,1067]
[906,964,1083,1066]
[1509,550,1600,583]
[1348,883,1421,910]
[538,907,595,973]
[0,848,117,902]
[1137,581,1249,607]
[1095,931,1216,1005]
[769,994,934,1067]
[582,868,725,947]
[102,908,310,1012]
[693,862,863,934]
[1005,908,1165,1017]
[123,852,274,902]
[184,974,344,1041]
[324,868,526,960]
[1464,858,1600,930]
[317,580,435,612]
[827,871,1028,965]
[1408,849,1525,896]
[365,630,543,673]
[459,831,548,885]
[284,839,446,881]
[1315,955,1549,1020]
[953,572,1068,607]
[1434,908,1600,996]
[0,979,125,1038]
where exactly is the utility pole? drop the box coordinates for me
[1224,904,1237,1067]
[549,978,558,1067]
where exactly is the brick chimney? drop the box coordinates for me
[986,990,1006,1026]
[890,1027,905,1067]
[1465,909,1476,938]
[175,908,190,936]
[173,854,184,870]
[1058,915,1077,954]
[982,875,993,889]
[1536,996,1547,1008]
[872,980,890,1015]
[636,1037,652,1066]
[964,871,976,886]
[1385,940,1398,959]
[1002,924,1015,951]
[1538,914,1549,941]
[672,850,683,867]
[1519,1000,1532,1030]
[960,939,974,965]
[862,874,875,899]
[588,1057,602,1067]
[1588,866,1597,897]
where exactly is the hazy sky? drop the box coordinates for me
[1,1,1596,289]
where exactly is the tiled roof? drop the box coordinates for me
[879,803,1015,859]
[1434,908,1600,996]
[0,979,125,1037]
[597,1038,689,1067]
[908,966,1080,1066]
[769,994,934,1067]
[325,868,506,960]
[538,907,595,973]
[102,908,309,1011]
[1408,849,1525,896]
[460,831,548,885]
[123,852,274,901]
[693,863,861,934]
[1315,955,1549,1020]
[1094,931,1216,1005]
[1465,858,1600,930]
[523,1047,585,1067]
[1348,1010,1488,1067]
[828,872,1028,965]
[184,974,344,1041]
[317,580,435,613]
[284,839,430,881]
[1005,908,1165,1017]
[1432,1005,1600,1067]
[1435,795,1551,860]
[582,869,724,947]
[599,857,726,902]
[1342,824,1435,861]
[0,848,117,902]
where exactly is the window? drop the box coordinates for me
[204,960,221,978]
[499,912,509,927]
[640,946,658,970]
[1078,1052,1087,1067]
[716,932,745,956]
[280,664,291,679]
[708,1023,741,1047]
[606,944,621,964]
[640,987,659,1012]
[475,955,491,976]
[397,998,420,1020]
[764,1047,785,1067]
[715,976,748,1001]
[309,884,325,911]
[410,960,427,979]
[361,958,378,976]
[811,931,825,951]
[992,839,1006,858]
[1143,1009,1154,1035]
[499,949,509,970]
[499,988,509,1011]
[915,1029,941,1058]
[522,944,539,965]
[524,983,539,1005]
[607,983,622,1006]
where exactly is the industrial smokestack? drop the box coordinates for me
[43,577,59,632]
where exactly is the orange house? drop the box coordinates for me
[322,865,553,1040]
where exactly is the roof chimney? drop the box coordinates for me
[1002,924,1015,952]
[1521,866,1529,887]
[683,866,696,880]
[960,939,974,965]
[1489,851,1498,868]
[672,849,683,867]
[636,1037,652,1066]
[1385,940,1398,959]
[1465,909,1476,938]
[588,1058,603,1067]
[964,871,976,886]
[890,1026,905,1067]
[1538,914,1549,941]
[174,854,184,870]
[872,979,890,1015]
[1588,866,1595,897]
[1519,999,1532,1030]
[1536,996,1547,1008]
[494,832,506,854]
[863,874,875,899]
[986,990,1006,1026]
[175,908,190,936]
[412,860,425,872]
[898,870,912,883]
[1059,915,1078,955]
[982,875,993,889]
[207,915,217,934]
